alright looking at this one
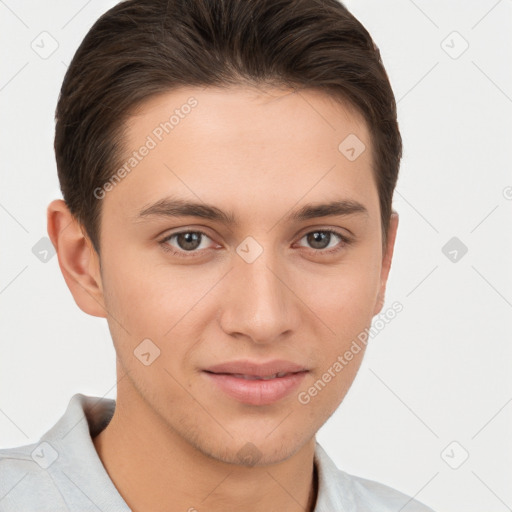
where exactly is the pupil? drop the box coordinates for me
[178,232,201,250]
[308,231,329,249]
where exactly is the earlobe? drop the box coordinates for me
[47,199,107,318]
[373,211,399,316]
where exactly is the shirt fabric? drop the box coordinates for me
[0,393,434,511]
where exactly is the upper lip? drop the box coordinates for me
[204,359,308,377]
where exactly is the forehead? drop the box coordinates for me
[104,85,377,225]
[126,85,369,148]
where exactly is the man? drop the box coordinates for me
[0,0,435,510]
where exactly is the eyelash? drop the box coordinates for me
[159,228,352,258]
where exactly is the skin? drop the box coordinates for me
[47,85,398,512]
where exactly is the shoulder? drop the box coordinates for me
[340,470,435,512]
[0,393,114,511]
[0,443,68,511]
[314,442,435,512]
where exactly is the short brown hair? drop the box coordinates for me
[54,0,402,255]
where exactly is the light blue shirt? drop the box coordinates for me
[0,393,434,511]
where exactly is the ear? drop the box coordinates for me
[373,211,399,316]
[47,199,107,318]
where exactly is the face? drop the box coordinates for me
[90,86,396,464]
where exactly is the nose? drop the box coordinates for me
[217,246,301,345]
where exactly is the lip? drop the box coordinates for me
[204,371,308,405]
[203,359,309,406]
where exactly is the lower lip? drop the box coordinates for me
[203,371,308,405]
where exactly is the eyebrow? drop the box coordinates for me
[135,197,368,226]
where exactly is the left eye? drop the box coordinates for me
[296,229,348,252]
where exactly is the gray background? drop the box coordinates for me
[1,1,511,511]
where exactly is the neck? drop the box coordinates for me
[92,378,319,512]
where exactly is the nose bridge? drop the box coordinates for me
[220,238,298,343]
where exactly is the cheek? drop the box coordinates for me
[101,250,223,342]
[299,259,381,333]
[99,248,166,342]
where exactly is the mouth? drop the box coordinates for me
[203,359,308,377]
[204,370,305,380]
